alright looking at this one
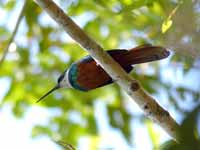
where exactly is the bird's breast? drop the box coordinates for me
[68,57,112,91]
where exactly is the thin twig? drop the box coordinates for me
[55,140,76,150]
[34,0,181,141]
[0,0,28,66]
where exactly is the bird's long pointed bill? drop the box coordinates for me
[36,85,59,103]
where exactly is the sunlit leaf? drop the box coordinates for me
[146,120,160,148]
[161,19,172,33]
[4,0,16,10]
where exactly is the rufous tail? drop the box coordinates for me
[123,45,170,66]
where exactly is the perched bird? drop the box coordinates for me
[37,44,170,102]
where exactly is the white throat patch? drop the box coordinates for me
[59,70,72,88]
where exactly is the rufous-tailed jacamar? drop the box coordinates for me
[37,44,170,102]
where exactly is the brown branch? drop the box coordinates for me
[0,0,28,66]
[34,0,181,141]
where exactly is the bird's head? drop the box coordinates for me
[36,70,71,103]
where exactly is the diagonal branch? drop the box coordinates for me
[34,0,181,141]
[0,0,28,66]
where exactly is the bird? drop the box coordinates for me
[37,44,170,103]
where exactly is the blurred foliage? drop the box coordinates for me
[0,0,200,149]
[160,105,200,150]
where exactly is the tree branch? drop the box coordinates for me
[34,0,181,141]
[0,0,28,66]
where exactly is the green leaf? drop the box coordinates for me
[146,120,160,148]
[4,1,16,10]
[32,125,53,138]
[161,19,172,33]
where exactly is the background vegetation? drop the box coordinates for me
[0,0,200,149]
